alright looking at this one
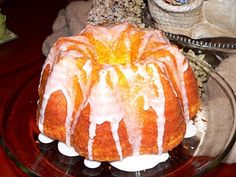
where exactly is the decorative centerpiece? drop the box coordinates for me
[88,0,146,28]
[165,0,190,5]
[148,0,204,32]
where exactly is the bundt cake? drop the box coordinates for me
[37,22,200,162]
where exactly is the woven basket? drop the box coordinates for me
[148,0,204,31]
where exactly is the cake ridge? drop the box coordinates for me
[37,22,200,161]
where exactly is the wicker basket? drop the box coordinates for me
[148,0,204,31]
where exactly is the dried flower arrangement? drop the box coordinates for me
[88,0,146,28]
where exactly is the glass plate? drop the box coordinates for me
[142,7,236,54]
[0,58,236,177]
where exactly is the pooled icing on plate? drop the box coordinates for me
[38,120,197,171]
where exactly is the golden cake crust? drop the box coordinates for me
[37,22,200,161]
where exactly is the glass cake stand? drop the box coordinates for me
[0,57,235,177]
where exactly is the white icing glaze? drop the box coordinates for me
[39,56,92,146]
[84,159,101,169]
[38,133,54,144]
[148,64,166,154]
[87,69,124,160]
[118,63,166,155]
[156,47,190,121]
[111,123,123,160]
[38,23,195,162]
[38,121,44,135]
[88,71,124,124]
[137,30,169,59]
[82,59,93,77]
[71,59,93,135]
[84,23,129,45]
[169,47,190,121]
[184,120,197,138]
[118,65,143,155]
[87,123,96,160]
[176,62,189,120]
[39,59,78,146]
[110,153,169,172]
[137,32,154,59]
[57,142,79,157]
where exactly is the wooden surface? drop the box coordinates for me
[0,0,235,176]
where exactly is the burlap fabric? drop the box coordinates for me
[41,0,236,163]
[200,55,236,164]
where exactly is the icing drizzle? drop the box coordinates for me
[38,23,192,161]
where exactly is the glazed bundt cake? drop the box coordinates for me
[37,22,200,162]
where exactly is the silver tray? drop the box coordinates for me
[142,7,236,54]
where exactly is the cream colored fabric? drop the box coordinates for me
[42,1,92,56]
[196,55,236,164]
[204,0,236,35]
[208,55,236,164]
